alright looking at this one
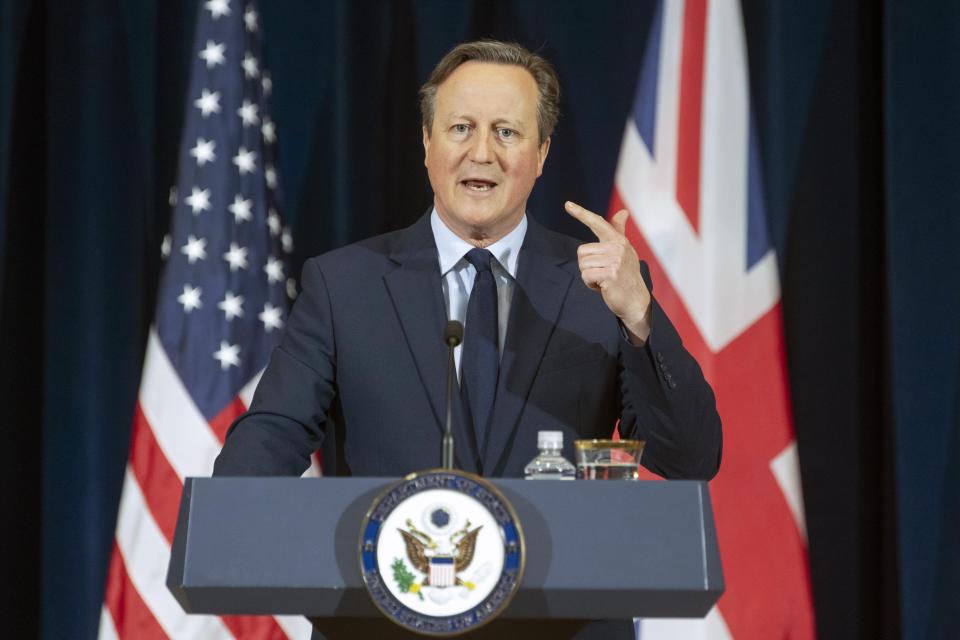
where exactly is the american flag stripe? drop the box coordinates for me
[139,331,224,481]
[128,404,184,543]
[102,545,166,640]
[101,1,314,637]
[209,396,249,442]
[98,605,121,640]
[104,341,310,638]
[239,370,265,407]
[274,616,319,640]
[114,469,234,639]
[614,0,815,636]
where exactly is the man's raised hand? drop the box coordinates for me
[564,201,651,344]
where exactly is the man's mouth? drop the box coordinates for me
[461,179,497,192]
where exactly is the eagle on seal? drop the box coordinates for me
[399,525,482,586]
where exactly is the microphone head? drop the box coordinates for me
[444,320,464,347]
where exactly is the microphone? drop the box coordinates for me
[442,320,463,469]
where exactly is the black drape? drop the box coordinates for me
[1,1,957,639]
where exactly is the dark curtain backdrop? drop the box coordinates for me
[1,1,957,639]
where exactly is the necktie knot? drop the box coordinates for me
[464,248,494,274]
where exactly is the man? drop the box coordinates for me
[214,40,721,480]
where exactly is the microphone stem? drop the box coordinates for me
[442,338,456,469]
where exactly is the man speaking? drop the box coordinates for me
[214,40,721,480]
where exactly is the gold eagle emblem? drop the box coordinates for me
[398,519,482,586]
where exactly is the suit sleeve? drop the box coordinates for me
[617,262,722,480]
[213,258,336,476]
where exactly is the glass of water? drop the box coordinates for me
[574,439,644,480]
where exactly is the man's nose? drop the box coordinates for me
[468,129,494,163]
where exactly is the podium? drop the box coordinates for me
[168,477,723,637]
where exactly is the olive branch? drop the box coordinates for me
[391,558,424,601]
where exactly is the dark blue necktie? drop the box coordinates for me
[461,248,499,456]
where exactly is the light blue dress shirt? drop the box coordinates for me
[430,209,527,378]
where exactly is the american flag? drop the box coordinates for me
[98,1,313,638]
[614,0,816,637]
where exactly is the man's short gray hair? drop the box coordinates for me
[419,40,560,145]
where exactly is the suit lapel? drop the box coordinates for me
[482,219,574,475]
[383,214,480,473]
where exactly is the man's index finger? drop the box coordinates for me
[564,201,617,241]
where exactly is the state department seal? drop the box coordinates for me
[359,469,524,637]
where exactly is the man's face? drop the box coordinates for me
[423,61,551,243]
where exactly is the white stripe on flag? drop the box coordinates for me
[115,467,233,639]
[636,605,733,640]
[140,329,224,478]
[649,0,685,197]
[770,440,808,543]
[273,615,315,640]
[239,368,264,408]
[97,605,119,640]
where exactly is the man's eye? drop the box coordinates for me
[498,128,515,139]
[452,124,470,134]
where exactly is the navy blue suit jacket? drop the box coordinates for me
[214,213,721,479]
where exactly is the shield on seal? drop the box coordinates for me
[429,556,455,588]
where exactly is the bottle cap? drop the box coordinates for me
[537,430,563,450]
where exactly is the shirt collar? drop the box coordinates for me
[431,208,526,278]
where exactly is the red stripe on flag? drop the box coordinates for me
[709,306,815,637]
[209,396,248,443]
[128,404,183,543]
[125,404,292,640]
[611,189,816,637]
[675,0,708,234]
[103,543,167,640]
[220,615,289,640]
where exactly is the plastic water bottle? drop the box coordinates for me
[524,431,576,480]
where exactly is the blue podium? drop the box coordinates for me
[167,477,723,636]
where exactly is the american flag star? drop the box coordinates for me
[180,234,208,263]
[194,88,221,117]
[261,116,276,144]
[228,193,253,223]
[205,0,231,20]
[217,291,245,320]
[242,52,260,79]
[189,137,216,166]
[237,99,259,127]
[233,146,257,174]
[184,186,211,214]
[244,6,258,32]
[198,40,226,68]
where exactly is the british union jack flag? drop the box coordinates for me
[614,1,816,637]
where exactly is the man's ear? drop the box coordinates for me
[422,126,431,167]
[536,136,551,177]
